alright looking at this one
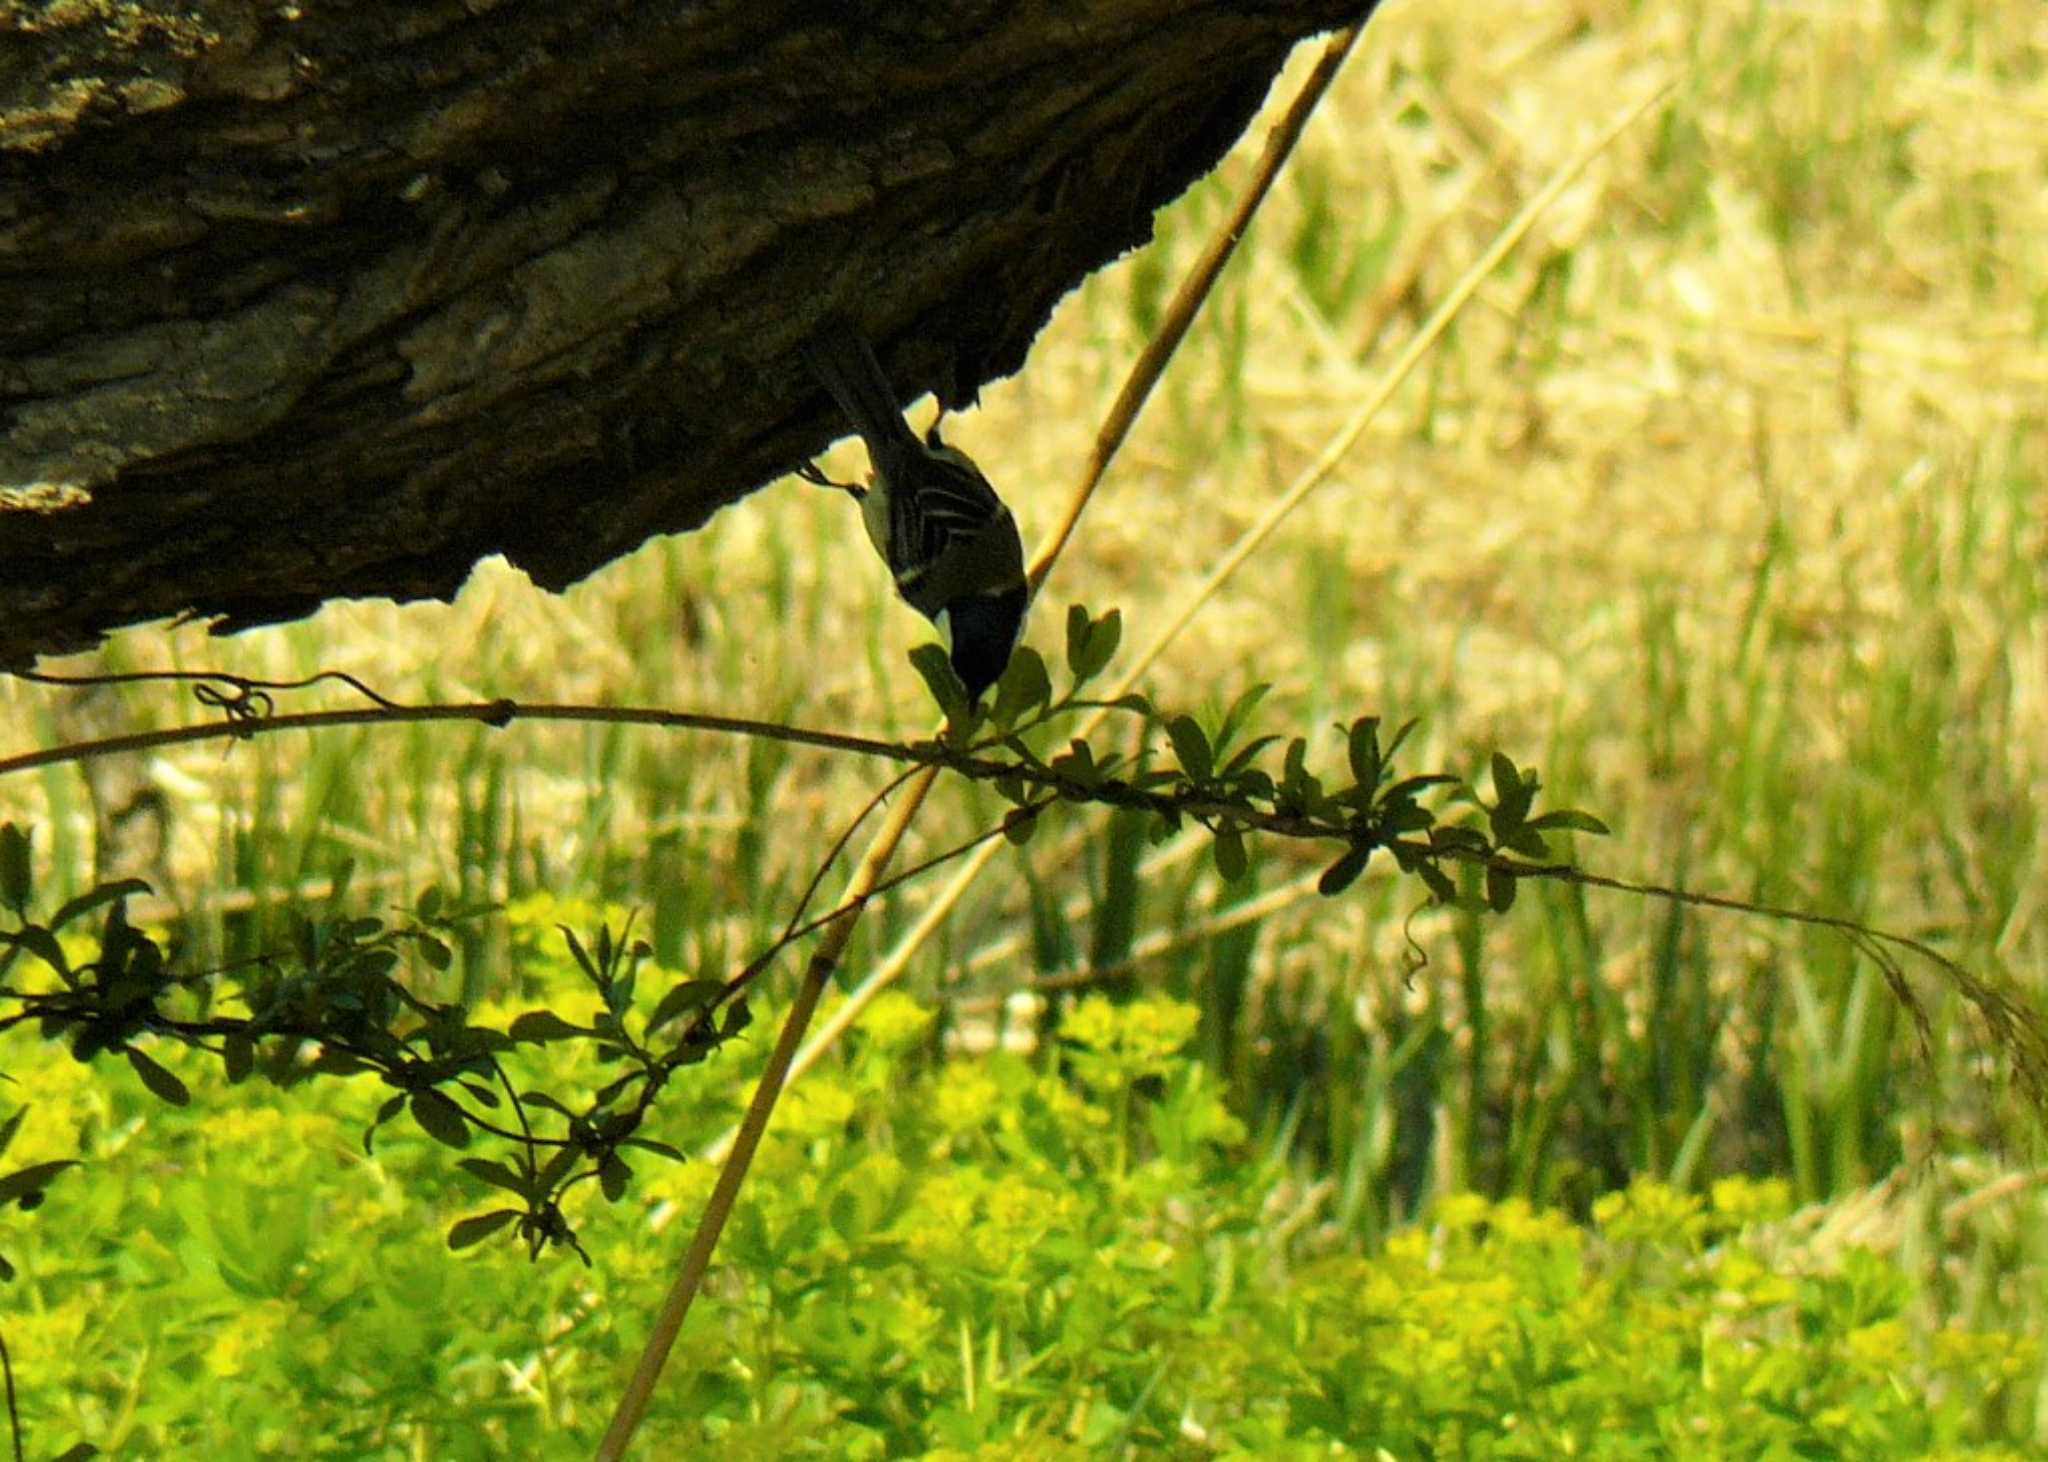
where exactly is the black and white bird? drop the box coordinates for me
[801,322,1030,704]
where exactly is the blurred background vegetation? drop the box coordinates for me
[3,0,2044,1449]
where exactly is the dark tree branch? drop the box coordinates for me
[0,0,1376,666]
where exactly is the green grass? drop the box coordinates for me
[1,0,2044,1447]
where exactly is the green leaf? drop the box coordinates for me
[363,1093,407,1155]
[327,856,357,907]
[3,921,68,978]
[1486,865,1519,913]
[1318,843,1375,896]
[417,935,453,972]
[1527,808,1612,836]
[1383,772,1460,802]
[223,1033,255,1084]
[49,879,151,932]
[0,823,29,914]
[1221,733,1283,780]
[0,1107,23,1161]
[1347,717,1383,789]
[411,1091,472,1148]
[1089,610,1123,676]
[1050,738,1100,787]
[646,980,724,1036]
[126,1047,190,1106]
[52,1444,101,1461]
[559,925,598,983]
[1417,861,1457,904]
[908,642,970,726]
[1212,825,1248,883]
[1064,604,1092,679]
[1215,683,1272,755]
[446,1208,521,1251]
[1003,806,1042,845]
[458,1157,531,1197]
[623,1137,687,1163]
[0,1159,78,1208]
[416,884,444,922]
[991,645,1052,729]
[509,1009,588,1043]
[1166,715,1213,784]
[599,1152,632,1202]
[1487,753,1537,842]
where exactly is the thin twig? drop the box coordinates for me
[595,769,938,1457]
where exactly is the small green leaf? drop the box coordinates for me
[363,1093,407,1154]
[328,857,357,907]
[646,980,724,1036]
[417,935,453,972]
[52,1443,101,1461]
[1081,606,1130,679]
[1318,843,1375,896]
[1490,751,1520,799]
[1417,861,1457,904]
[1166,715,1213,784]
[0,1159,78,1209]
[599,1152,632,1202]
[1216,683,1272,755]
[411,1091,472,1148]
[50,879,151,932]
[623,1137,687,1163]
[0,1107,23,1161]
[126,1047,189,1107]
[223,1033,255,1084]
[1347,717,1383,789]
[1527,808,1612,836]
[0,824,29,914]
[5,925,68,982]
[559,925,597,983]
[1050,738,1100,787]
[447,1208,521,1251]
[721,997,752,1037]
[509,1009,588,1043]
[416,884,444,922]
[1064,604,1092,679]
[991,645,1052,729]
[1003,806,1042,845]
[1486,865,1519,913]
[908,642,970,725]
[1221,733,1283,779]
[458,1157,531,1197]
[1212,825,1248,883]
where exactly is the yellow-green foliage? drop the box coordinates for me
[4,992,2032,1455]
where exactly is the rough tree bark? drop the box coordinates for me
[0,0,1374,667]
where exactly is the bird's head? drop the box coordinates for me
[936,580,1032,705]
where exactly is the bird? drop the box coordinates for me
[800,320,1030,705]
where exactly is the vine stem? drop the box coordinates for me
[594,766,938,1459]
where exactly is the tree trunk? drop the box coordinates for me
[0,0,1374,667]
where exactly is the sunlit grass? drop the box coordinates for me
[3,0,2044,1410]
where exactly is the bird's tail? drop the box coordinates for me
[802,319,923,469]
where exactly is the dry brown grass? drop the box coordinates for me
[2,0,2041,1088]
